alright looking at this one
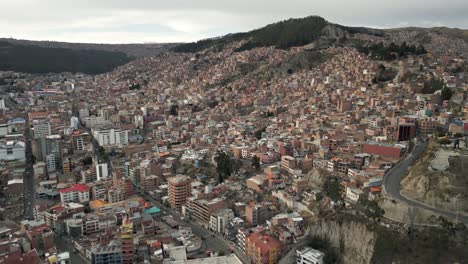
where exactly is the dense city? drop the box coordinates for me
[0,17,467,264]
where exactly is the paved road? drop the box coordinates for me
[55,235,88,264]
[23,114,35,220]
[383,141,468,225]
[135,188,249,263]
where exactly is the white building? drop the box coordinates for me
[209,208,235,234]
[93,129,129,147]
[33,120,51,138]
[346,187,363,203]
[46,154,56,172]
[96,163,109,181]
[134,115,144,128]
[0,141,25,162]
[0,98,5,109]
[59,184,90,204]
[296,247,325,264]
[70,116,79,129]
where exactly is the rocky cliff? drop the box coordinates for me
[310,219,376,264]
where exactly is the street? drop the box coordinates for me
[383,141,468,225]
[135,188,249,263]
[23,114,35,220]
[55,235,88,264]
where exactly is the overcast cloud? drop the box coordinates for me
[1,0,467,43]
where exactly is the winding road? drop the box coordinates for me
[383,141,468,225]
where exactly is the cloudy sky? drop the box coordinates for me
[1,0,467,44]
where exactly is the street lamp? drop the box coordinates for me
[454,194,461,225]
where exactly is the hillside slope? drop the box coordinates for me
[400,142,468,214]
[0,41,131,74]
[0,38,175,58]
[172,16,383,53]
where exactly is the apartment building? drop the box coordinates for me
[59,183,90,204]
[168,175,191,209]
[245,202,272,227]
[93,129,129,146]
[245,233,282,264]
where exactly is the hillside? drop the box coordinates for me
[0,38,176,58]
[172,16,384,53]
[400,141,468,213]
[0,41,132,74]
[310,214,468,264]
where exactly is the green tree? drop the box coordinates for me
[251,156,261,170]
[254,127,266,139]
[170,105,179,116]
[214,151,233,183]
[422,78,444,94]
[323,177,343,202]
[358,193,385,219]
[81,156,93,166]
[441,87,453,101]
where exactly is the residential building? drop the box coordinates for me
[96,163,109,181]
[168,175,191,209]
[296,247,325,264]
[93,129,129,147]
[59,184,90,204]
[189,198,225,228]
[0,141,25,162]
[32,120,51,139]
[245,233,282,264]
[245,202,272,226]
[210,208,234,233]
[91,241,123,264]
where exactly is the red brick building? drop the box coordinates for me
[363,143,403,158]
[245,233,283,264]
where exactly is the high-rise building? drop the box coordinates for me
[96,163,109,181]
[120,217,134,264]
[44,135,63,171]
[245,202,273,226]
[33,120,51,139]
[70,116,79,129]
[168,175,191,210]
[187,198,225,228]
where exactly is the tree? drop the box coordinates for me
[438,138,451,147]
[358,193,385,219]
[441,87,453,101]
[170,105,179,116]
[214,151,233,183]
[98,146,105,154]
[81,156,93,166]
[254,127,266,140]
[323,177,343,202]
[251,156,261,170]
[422,78,444,94]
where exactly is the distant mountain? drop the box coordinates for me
[0,38,177,58]
[0,41,131,74]
[0,38,179,74]
[172,16,384,53]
